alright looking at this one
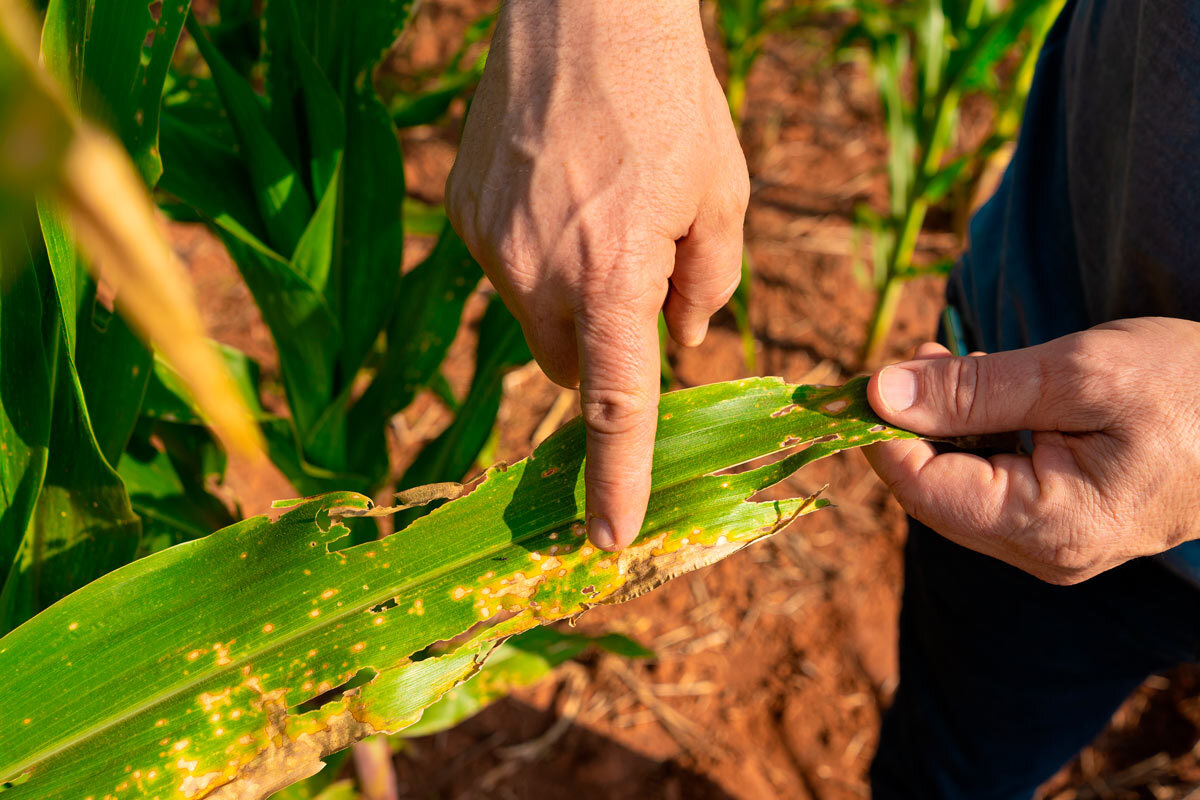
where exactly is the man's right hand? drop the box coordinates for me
[446,0,749,551]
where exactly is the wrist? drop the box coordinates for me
[501,0,702,40]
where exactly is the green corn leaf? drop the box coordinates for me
[390,295,531,532]
[37,0,195,464]
[260,418,361,499]
[0,235,53,631]
[334,86,406,390]
[221,236,341,451]
[939,0,1051,110]
[185,14,314,258]
[119,421,237,554]
[922,153,970,202]
[141,346,270,426]
[159,111,342,456]
[0,324,140,635]
[65,0,191,186]
[347,222,480,474]
[162,73,241,152]
[158,117,344,446]
[0,377,912,799]
[205,0,261,78]
[317,0,418,92]
[158,112,272,246]
[402,626,651,738]
[264,0,346,202]
[69,282,154,467]
[401,197,446,237]
[390,74,475,129]
[288,160,343,301]
[0,228,138,635]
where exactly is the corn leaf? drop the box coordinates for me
[119,421,237,554]
[334,85,406,389]
[0,377,912,799]
[0,291,140,634]
[185,14,314,258]
[158,113,272,246]
[0,235,54,634]
[315,0,418,93]
[263,0,345,210]
[389,295,530,533]
[346,222,481,473]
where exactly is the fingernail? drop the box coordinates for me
[684,320,709,348]
[878,366,917,412]
[588,517,616,550]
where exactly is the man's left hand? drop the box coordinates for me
[865,317,1200,584]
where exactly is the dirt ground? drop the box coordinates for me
[176,3,1200,798]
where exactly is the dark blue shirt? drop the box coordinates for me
[950,0,1200,586]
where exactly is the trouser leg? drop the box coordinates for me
[870,519,1200,800]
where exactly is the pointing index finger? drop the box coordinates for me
[575,303,662,552]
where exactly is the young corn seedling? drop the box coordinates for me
[839,0,1064,366]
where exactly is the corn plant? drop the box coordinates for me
[144,0,537,563]
[0,0,263,635]
[0,376,914,799]
[0,3,926,798]
[158,2,498,494]
[839,0,1064,365]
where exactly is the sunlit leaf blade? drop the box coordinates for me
[0,378,913,799]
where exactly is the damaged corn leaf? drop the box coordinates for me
[0,377,913,800]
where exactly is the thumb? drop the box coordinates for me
[867,336,1114,436]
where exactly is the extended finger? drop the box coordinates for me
[575,290,665,551]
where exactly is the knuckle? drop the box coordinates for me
[578,272,665,315]
[580,386,656,438]
[1041,534,1096,578]
[674,271,740,315]
[944,357,982,425]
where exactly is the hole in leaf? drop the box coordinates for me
[0,771,33,792]
[368,597,399,614]
[414,608,521,661]
[288,666,378,715]
[711,434,839,478]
